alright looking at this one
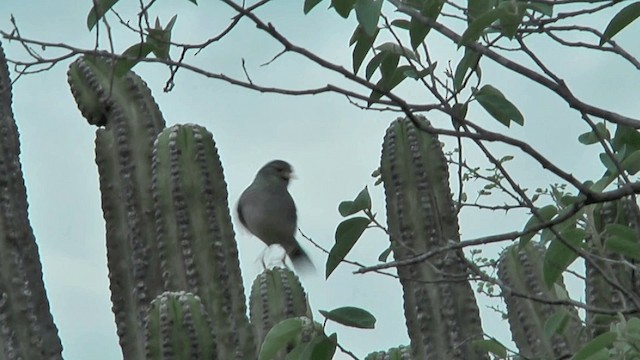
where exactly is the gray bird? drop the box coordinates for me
[237,160,314,272]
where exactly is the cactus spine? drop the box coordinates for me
[67,55,166,359]
[0,40,63,360]
[498,242,585,358]
[152,124,255,359]
[145,291,216,359]
[380,116,486,359]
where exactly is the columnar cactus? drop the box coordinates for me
[587,199,640,336]
[144,291,217,359]
[151,124,255,359]
[68,55,166,359]
[379,116,486,359]
[498,242,585,358]
[249,267,309,357]
[0,40,63,360]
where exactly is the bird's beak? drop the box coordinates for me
[285,170,296,180]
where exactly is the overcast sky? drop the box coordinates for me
[0,1,638,359]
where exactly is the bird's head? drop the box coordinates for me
[258,160,295,184]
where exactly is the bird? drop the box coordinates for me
[237,160,314,273]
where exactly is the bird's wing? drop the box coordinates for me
[237,188,251,229]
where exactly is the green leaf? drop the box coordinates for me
[326,217,371,278]
[544,310,571,338]
[304,0,324,14]
[378,246,392,262]
[286,328,328,360]
[338,187,372,216]
[87,0,119,30]
[380,53,401,79]
[543,227,585,288]
[367,66,407,106]
[259,318,304,360]
[409,0,445,49]
[605,224,640,260]
[147,16,177,61]
[355,0,383,36]
[409,17,430,50]
[375,42,419,61]
[452,102,468,122]
[115,42,155,77]
[319,306,376,329]
[622,149,640,174]
[626,318,640,340]
[600,2,640,45]
[467,0,493,23]
[590,173,616,193]
[332,0,357,18]
[578,123,610,145]
[474,84,524,127]
[390,19,411,29]
[500,155,514,163]
[612,125,640,153]
[520,205,558,246]
[498,1,525,39]
[365,52,386,81]
[186,0,197,4]
[310,333,337,360]
[472,338,507,358]
[459,8,502,46]
[351,26,378,74]
[599,151,625,174]
[573,331,617,360]
[402,63,436,79]
[525,2,553,17]
[453,49,481,91]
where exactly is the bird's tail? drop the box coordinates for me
[288,243,315,274]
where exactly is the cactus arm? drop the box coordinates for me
[68,55,166,359]
[0,41,63,359]
[151,124,255,359]
[380,116,486,359]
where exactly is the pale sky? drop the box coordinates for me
[0,1,638,359]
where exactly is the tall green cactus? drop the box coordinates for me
[249,267,310,358]
[587,199,640,336]
[498,242,586,358]
[380,116,486,359]
[152,124,255,359]
[68,55,166,359]
[0,41,63,360]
